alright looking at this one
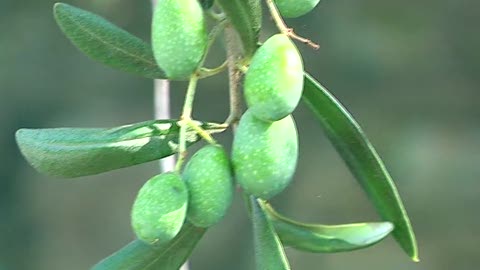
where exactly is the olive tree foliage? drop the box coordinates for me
[15,1,419,269]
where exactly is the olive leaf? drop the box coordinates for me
[302,73,419,261]
[264,203,394,253]
[16,120,225,178]
[252,198,291,270]
[53,3,165,79]
[216,0,262,58]
[91,222,205,270]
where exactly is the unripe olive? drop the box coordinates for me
[183,145,234,228]
[152,0,207,79]
[131,172,188,244]
[244,34,304,122]
[232,110,298,199]
[275,0,320,18]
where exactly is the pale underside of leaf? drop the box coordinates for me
[264,203,394,253]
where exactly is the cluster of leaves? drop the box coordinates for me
[15,1,418,269]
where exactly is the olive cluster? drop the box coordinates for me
[16,0,419,264]
[232,34,303,199]
[131,0,316,245]
[132,145,233,244]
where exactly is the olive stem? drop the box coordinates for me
[152,1,189,270]
[175,17,230,172]
[175,74,200,172]
[198,60,228,78]
[186,120,217,145]
[265,0,320,49]
[207,9,226,21]
[199,19,228,69]
[223,25,244,128]
[236,64,248,74]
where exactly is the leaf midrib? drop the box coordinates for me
[60,6,159,70]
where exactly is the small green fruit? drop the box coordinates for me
[244,34,304,122]
[131,172,188,244]
[232,110,298,199]
[183,145,234,227]
[275,0,321,18]
[152,0,207,79]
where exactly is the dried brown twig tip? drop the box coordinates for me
[265,0,319,50]
[286,29,320,50]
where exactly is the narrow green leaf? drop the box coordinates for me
[264,203,393,253]
[53,3,166,79]
[217,0,262,58]
[16,120,225,178]
[251,198,291,270]
[92,222,205,270]
[302,73,419,261]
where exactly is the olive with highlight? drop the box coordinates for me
[244,34,304,122]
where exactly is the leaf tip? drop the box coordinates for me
[53,2,66,13]
[15,128,29,145]
[383,221,395,233]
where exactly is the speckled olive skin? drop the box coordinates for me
[232,110,298,199]
[131,172,188,244]
[183,145,234,228]
[275,0,320,18]
[244,34,304,122]
[152,0,207,79]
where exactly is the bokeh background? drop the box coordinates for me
[1,0,479,269]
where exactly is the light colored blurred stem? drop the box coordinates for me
[154,79,176,173]
[151,2,188,270]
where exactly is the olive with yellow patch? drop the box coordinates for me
[244,34,304,122]
[183,145,233,228]
[275,0,321,18]
[232,110,298,199]
[152,0,207,79]
[131,172,188,244]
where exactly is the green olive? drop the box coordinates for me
[244,34,304,122]
[275,0,320,18]
[152,0,207,79]
[131,172,188,244]
[182,145,234,228]
[232,110,298,199]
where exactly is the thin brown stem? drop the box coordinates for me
[265,0,320,49]
[223,25,244,128]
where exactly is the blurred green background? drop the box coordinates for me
[1,0,479,269]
